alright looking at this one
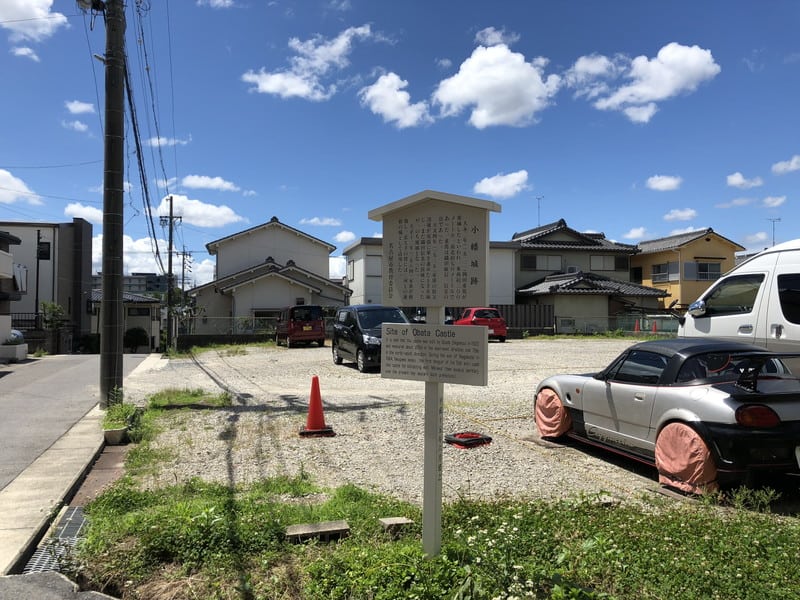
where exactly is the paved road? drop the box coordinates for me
[0,354,148,491]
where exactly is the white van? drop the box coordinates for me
[678,238,800,351]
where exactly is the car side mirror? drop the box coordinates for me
[687,300,707,318]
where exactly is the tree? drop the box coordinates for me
[124,327,150,353]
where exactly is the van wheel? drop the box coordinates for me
[332,344,343,365]
[318,338,325,347]
[498,336,506,343]
[357,350,368,373]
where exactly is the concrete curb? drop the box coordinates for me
[0,406,105,575]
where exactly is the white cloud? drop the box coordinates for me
[12,46,39,61]
[663,208,697,221]
[622,227,648,240]
[743,232,769,246]
[329,256,346,279]
[359,72,433,128]
[715,197,752,209]
[334,230,356,244]
[473,169,530,199]
[64,202,103,224]
[241,25,373,101]
[436,57,452,70]
[772,154,800,175]
[196,0,234,8]
[763,195,786,208]
[564,54,621,99]
[0,1,68,43]
[181,174,240,192]
[0,169,41,205]
[146,135,191,147]
[646,175,682,191]
[62,120,88,133]
[92,233,168,277]
[670,226,703,235]
[433,44,561,128]
[155,194,245,227]
[474,26,520,47]
[156,177,178,190]
[192,258,216,286]
[727,171,763,189]
[300,217,342,226]
[65,100,95,114]
[572,43,720,123]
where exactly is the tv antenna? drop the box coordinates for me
[768,217,781,246]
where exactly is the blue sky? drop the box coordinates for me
[1,1,799,287]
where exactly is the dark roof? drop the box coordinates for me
[90,290,161,303]
[637,228,745,254]
[205,216,335,255]
[517,271,668,297]
[512,218,638,254]
[189,257,351,296]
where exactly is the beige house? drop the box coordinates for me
[188,217,350,334]
[631,228,745,310]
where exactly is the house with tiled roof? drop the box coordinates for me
[631,228,744,310]
[344,212,667,333]
[188,217,350,334]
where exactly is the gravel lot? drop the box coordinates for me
[123,338,669,505]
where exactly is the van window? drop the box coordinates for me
[703,274,765,316]
[290,305,322,321]
[778,274,800,324]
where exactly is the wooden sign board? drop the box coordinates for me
[371,194,497,308]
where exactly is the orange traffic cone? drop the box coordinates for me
[634,319,640,333]
[300,375,335,437]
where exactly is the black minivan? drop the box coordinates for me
[331,304,409,372]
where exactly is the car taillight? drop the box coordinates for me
[735,404,780,427]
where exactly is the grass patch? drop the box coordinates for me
[147,388,232,410]
[71,393,800,599]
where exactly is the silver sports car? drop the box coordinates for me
[534,338,800,494]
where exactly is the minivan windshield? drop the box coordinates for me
[292,306,322,321]
[356,307,407,330]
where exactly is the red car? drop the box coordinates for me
[454,307,507,342]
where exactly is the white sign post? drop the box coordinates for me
[369,190,500,557]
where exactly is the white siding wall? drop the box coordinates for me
[216,226,330,278]
[489,248,515,305]
[1,224,57,314]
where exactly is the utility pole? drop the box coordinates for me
[160,196,181,351]
[80,0,125,408]
[536,196,544,226]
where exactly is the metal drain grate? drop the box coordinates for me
[22,507,87,574]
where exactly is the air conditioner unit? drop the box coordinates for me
[566,265,580,273]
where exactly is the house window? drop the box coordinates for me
[128,307,150,316]
[590,255,616,271]
[652,262,679,283]
[630,266,642,284]
[347,260,354,282]
[521,254,561,271]
[684,262,721,281]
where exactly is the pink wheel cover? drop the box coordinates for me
[535,389,572,438]
[655,422,719,494]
